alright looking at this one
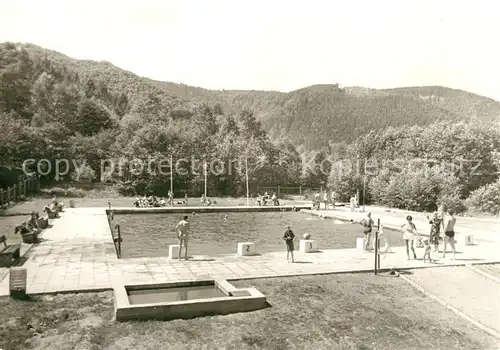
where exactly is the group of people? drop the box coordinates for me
[133,195,168,208]
[313,191,336,210]
[134,193,217,208]
[359,205,457,262]
[14,197,62,243]
[255,192,279,206]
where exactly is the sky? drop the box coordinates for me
[1,0,499,100]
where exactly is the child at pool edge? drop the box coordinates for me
[422,236,433,263]
[283,225,295,263]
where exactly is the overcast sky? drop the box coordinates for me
[1,0,499,100]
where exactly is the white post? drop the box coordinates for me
[170,154,173,196]
[204,160,207,200]
[363,172,366,213]
[245,157,249,207]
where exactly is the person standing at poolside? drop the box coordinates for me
[427,210,444,252]
[331,191,336,210]
[323,191,328,210]
[168,190,174,206]
[442,209,457,260]
[184,193,188,206]
[175,215,190,260]
[314,191,320,210]
[401,215,418,260]
[283,225,295,263]
[360,212,374,251]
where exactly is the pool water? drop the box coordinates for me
[114,212,403,258]
[127,285,225,304]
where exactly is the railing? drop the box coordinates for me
[107,202,122,258]
[0,177,39,208]
[114,224,122,258]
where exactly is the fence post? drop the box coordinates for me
[23,180,27,197]
[374,218,380,275]
[277,185,280,199]
[0,190,3,208]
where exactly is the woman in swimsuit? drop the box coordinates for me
[401,215,418,260]
[427,211,443,252]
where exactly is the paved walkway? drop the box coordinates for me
[405,266,500,332]
[0,207,499,297]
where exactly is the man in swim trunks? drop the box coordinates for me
[175,215,190,260]
[442,209,457,260]
[360,212,374,251]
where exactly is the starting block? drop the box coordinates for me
[356,237,366,251]
[456,234,474,246]
[168,245,180,259]
[237,242,256,256]
[299,240,318,253]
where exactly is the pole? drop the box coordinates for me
[374,218,380,275]
[245,157,249,207]
[363,173,366,213]
[204,160,207,200]
[377,219,381,270]
[170,154,174,197]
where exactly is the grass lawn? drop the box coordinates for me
[0,273,496,350]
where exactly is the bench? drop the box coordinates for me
[0,235,21,267]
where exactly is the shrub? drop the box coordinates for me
[47,187,66,197]
[369,166,461,212]
[116,181,136,196]
[70,164,96,183]
[465,179,500,215]
[328,171,368,203]
[65,187,86,198]
[439,195,468,215]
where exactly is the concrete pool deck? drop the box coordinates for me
[309,206,500,243]
[0,206,498,297]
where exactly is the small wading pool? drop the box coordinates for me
[128,285,226,305]
[113,211,403,258]
[114,280,267,321]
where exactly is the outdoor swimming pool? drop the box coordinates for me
[113,211,403,258]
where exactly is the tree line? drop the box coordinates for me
[1,42,499,214]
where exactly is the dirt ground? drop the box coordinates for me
[0,273,497,350]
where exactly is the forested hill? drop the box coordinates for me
[150,83,500,150]
[2,42,500,150]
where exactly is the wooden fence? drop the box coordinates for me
[0,177,39,208]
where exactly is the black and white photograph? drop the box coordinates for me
[0,0,499,349]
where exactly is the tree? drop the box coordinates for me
[74,99,114,136]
